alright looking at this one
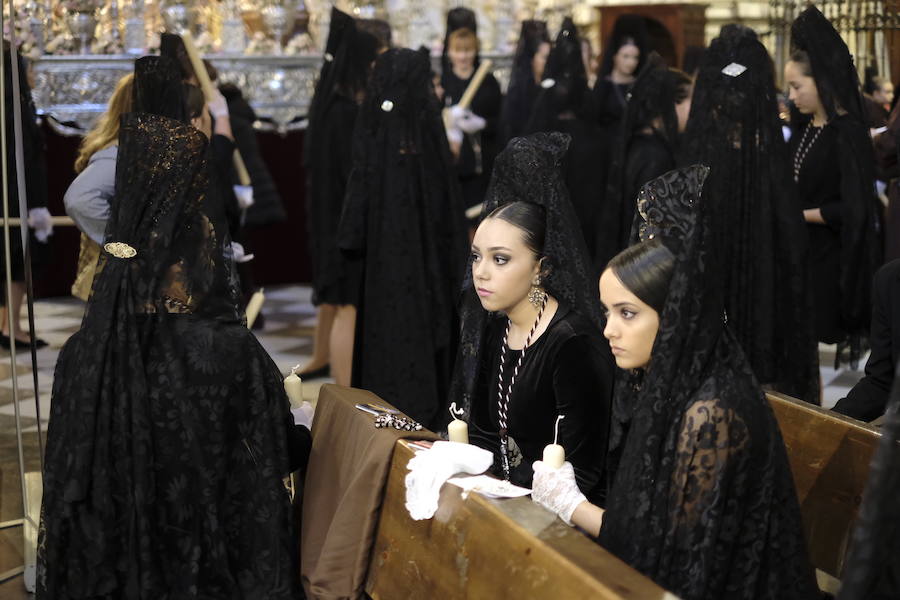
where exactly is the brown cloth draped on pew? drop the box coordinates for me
[300,385,439,600]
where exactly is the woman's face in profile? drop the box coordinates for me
[599,268,659,370]
[784,60,822,116]
[470,217,541,315]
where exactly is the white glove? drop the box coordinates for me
[448,104,467,124]
[207,90,229,119]
[449,104,487,134]
[531,460,587,526]
[230,241,255,263]
[291,401,315,429]
[233,184,254,209]
[446,126,463,146]
[457,110,486,134]
[27,208,53,243]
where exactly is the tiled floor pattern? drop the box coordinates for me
[0,285,869,598]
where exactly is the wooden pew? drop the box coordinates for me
[366,440,672,600]
[363,393,880,597]
[766,392,882,580]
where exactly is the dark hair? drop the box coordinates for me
[357,19,392,51]
[183,83,205,120]
[486,201,547,257]
[607,238,675,313]
[630,67,692,135]
[789,49,812,77]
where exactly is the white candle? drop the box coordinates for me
[284,364,304,409]
[447,402,469,444]
[448,419,469,444]
[543,415,566,469]
[245,288,265,329]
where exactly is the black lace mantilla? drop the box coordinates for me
[37,58,299,598]
[682,25,819,402]
[598,166,819,599]
[449,132,604,423]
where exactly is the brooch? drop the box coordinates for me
[103,242,137,259]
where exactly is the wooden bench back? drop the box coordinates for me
[366,440,671,600]
[767,392,882,578]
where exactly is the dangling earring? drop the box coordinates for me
[528,276,548,308]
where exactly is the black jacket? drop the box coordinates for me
[833,259,900,421]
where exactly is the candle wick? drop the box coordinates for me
[290,364,301,376]
[553,415,565,446]
[449,402,461,419]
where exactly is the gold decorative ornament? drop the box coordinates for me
[103,241,137,259]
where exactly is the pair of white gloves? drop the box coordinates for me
[446,104,487,146]
[530,460,587,526]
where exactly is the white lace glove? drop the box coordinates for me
[27,208,53,243]
[233,184,254,209]
[230,241,254,263]
[207,90,229,119]
[531,460,586,526]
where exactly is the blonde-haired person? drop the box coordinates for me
[65,72,133,300]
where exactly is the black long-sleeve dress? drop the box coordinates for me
[469,305,613,502]
[794,122,843,342]
[441,69,503,209]
[793,116,880,348]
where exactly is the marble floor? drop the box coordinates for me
[0,284,868,597]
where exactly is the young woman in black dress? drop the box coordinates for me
[532,166,819,600]
[500,19,550,144]
[786,6,880,364]
[453,132,614,502]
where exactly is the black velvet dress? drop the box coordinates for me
[441,69,503,209]
[469,305,613,503]
[793,122,844,343]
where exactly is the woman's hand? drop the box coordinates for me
[803,208,825,224]
[531,460,587,526]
